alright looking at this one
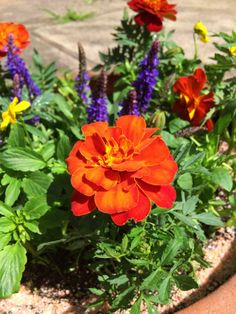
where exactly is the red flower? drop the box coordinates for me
[128,0,177,32]
[0,23,30,58]
[173,68,215,131]
[66,115,177,226]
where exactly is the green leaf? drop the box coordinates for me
[130,296,142,314]
[183,196,198,215]
[174,275,198,291]
[5,178,21,207]
[24,221,41,234]
[88,288,104,296]
[193,213,224,226]
[8,124,25,147]
[57,133,71,161]
[108,274,129,286]
[23,196,50,220]
[158,276,171,304]
[0,217,16,233]
[211,167,233,192]
[0,233,11,251]
[0,148,46,172]
[22,172,52,197]
[40,143,55,161]
[54,94,73,120]
[141,269,166,291]
[121,235,129,252]
[169,118,189,134]
[0,201,14,218]
[112,285,135,308]
[182,152,205,170]
[177,173,193,190]
[0,243,27,297]
[161,237,183,265]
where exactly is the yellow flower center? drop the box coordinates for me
[97,136,135,167]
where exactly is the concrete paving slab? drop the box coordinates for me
[0,0,236,70]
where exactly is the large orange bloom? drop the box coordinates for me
[128,0,177,32]
[66,116,177,226]
[0,23,30,58]
[173,68,215,132]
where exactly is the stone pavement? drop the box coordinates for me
[0,0,236,71]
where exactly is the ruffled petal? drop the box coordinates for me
[140,158,178,185]
[81,121,108,137]
[79,134,105,161]
[135,12,163,32]
[85,166,120,190]
[95,179,139,214]
[116,115,146,145]
[111,189,151,226]
[137,179,176,208]
[71,191,96,216]
[66,141,87,174]
[71,168,98,196]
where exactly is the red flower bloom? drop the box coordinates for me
[0,23,30,58]
[173,68,215,131]
[67,115,177,226]
[128,0,177,32]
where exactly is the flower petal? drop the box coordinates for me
[95,179,139,214]
[71,168,98,196]
[134,136,170,165]
[14,100,31,112]
[140,158,178,185]
[111,189,151,226]
[79,134,105,161]
[85,167,120,190]
[116,115,146,145]
[82,121,108,137]
[137,179,176,208]
[71,191,96,216]
[66,141,87,174]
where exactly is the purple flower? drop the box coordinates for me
[132,40,159,114]
[87,70,108,123]
[6,34,41,100]
[75,43,91,105]
[25,115,40,125]
[75,71,90,105]
[119,90,140,116]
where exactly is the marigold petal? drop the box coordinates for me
[134,136,170,165]
[66,141,87,174]
[140,159,178,185]
[79,134,105,161]
[71,168,98,196]
[82,121,108,137]
[137,179,176,208]
[71,191,96,216]
[111,189,151,226]
[135,12,163,32]
[116,115,146,145]
[85,167,119,190]
[95,180,139,214]
[111,160,145,172]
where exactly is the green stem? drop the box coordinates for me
[228,117,236,154]
[193,33,198,60]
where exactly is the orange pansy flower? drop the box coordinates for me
[0,22,30,58]
[128,0,177,32]
[67,115,178,226]
[173,68,215,132]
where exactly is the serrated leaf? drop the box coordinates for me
[174,275,198,291]
[40,143,55,161]
[88,288,104,296]
[193,213,224,226]
[0,233,11,251]
[130,296,142,314]
[0,217,16,233]
[23,196,50,220]
[112,285,135,308]
[141,269,166,291]
[57,133,71,161]
[0,243,27,297]
[8,124,25,147]
[22,172,52,197]
[158,276,171,304]
[0,148,46,172]
[5,178,21,207]
[183,196,198,215]
[177,173,193,190]
[182,152,205,170]
[161,237,183,265]
[0,201,14,217]
[211,167,233,192]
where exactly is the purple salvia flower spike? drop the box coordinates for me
[75,43,91,105]
[119,90,140,116]
[87,69,108,123]
[132,40,159,114]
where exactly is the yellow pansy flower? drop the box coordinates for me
[0,97,30,130]
[194,21,209,43]
[229,46,236,56]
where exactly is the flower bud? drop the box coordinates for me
[150,110,166,130]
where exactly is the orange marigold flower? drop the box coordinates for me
[173,68,215,132]
[128,0,177,32]
[66,115,178,226]
[0,22,30,58]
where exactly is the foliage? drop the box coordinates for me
[0,8,235,314]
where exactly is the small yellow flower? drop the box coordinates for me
[0,97,30,130]
[229,46,236,56]
[194,21,209,43]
